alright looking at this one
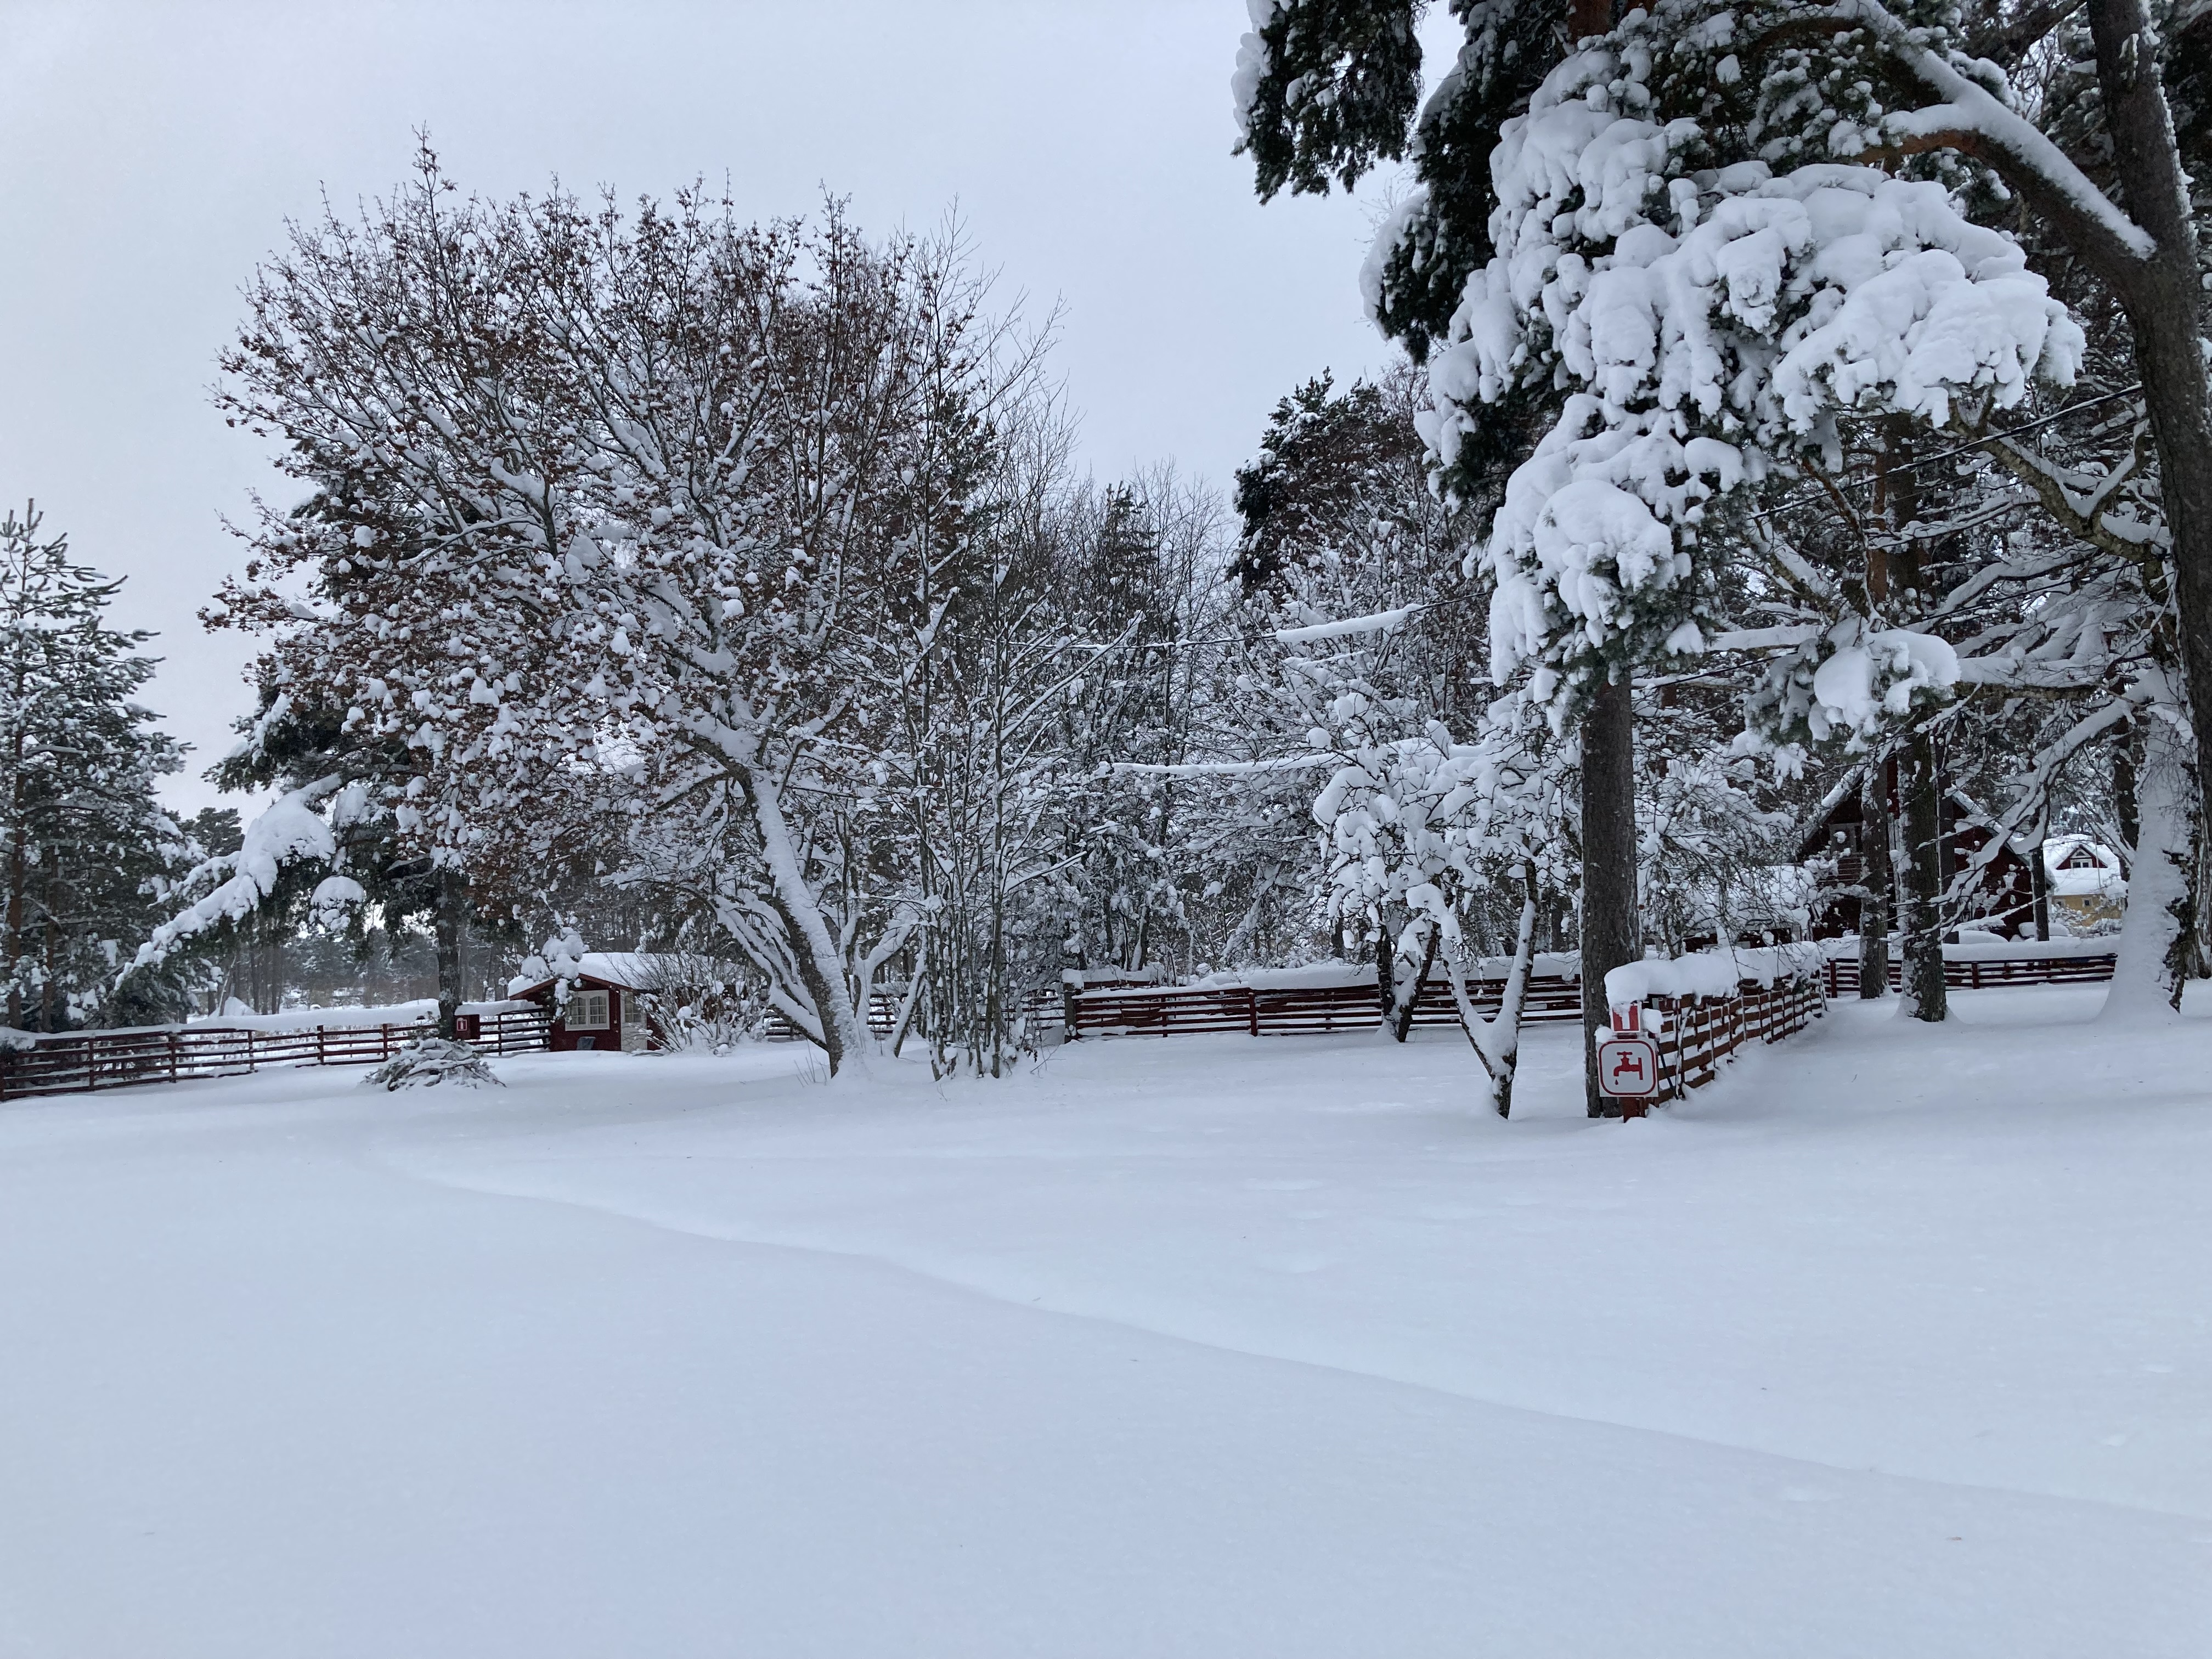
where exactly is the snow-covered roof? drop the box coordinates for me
[2041,836,2125,899]
[506,952,734,996]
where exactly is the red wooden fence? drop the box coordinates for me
[1067,973,1585,1039]
[0,1008,551,1103]
[1643,975,1825,1099]
[10,948,2110,1105]
[1069,963,1827,1105]
[1820,951,2115,997]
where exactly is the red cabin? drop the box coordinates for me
[506,954,662,1053]
[1798,761,2039,939]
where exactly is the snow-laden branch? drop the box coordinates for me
[1836,0,2160,268]
[1707,624,1825,653]
[1415,23,2086,706]
[126,776,346,975]
[1112,755,1338,779]
[1273,607,1415,645]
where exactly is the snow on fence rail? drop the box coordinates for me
[1635,975,1826,1101]
[1602,945,1829,1104]
[0,1007,551,1102]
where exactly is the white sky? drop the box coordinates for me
[1,1,1451,817]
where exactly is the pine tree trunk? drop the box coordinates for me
[2088,0,2212,855]
[1375,906,1397,1023]
[1899,732,1948,1021]
[1858,765,1894,997]
[1580,675,1640,1115]
[1569,0,1612,36]
[433,866,465,1042]
[40,895,58,1033]
[2030,834,2052,942]
[4,729,24,1032]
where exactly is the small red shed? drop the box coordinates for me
[506,953,663,1053]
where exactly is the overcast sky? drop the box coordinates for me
[1,1,1454,817]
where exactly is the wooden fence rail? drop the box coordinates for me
[1643,975,1825,1100]
[1070,963,1827,1105]
[0,1009,551,1103]
[10,947,2107,1105]
[1820,951,2116,997]
[1068,974,1586,1040]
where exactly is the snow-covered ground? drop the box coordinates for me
[0,989,2204,1657]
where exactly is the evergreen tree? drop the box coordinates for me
[0,505,190,1031]
[1234,0,1637,1112]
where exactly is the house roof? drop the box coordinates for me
[2042,836,2125,899]
[506,952,742,998]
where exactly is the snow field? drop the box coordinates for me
[0,988,2203,1656]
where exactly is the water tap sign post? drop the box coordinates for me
[1596,1032,1660,1111]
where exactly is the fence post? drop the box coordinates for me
[168,1031,179,1084]
[244,1029,256,1074]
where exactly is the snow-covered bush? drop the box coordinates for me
[360,1039,503,1092]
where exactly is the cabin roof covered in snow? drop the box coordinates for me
[2041,836,2125,898]
[506,952,744,997]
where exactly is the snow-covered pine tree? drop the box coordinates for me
[1818,0,2212,856]
[1239,0,2212,1037]
[1236,0,1657,1112]
[1226,368,1494,1007]
[1048,473,1239,982]
[136,487,578,1036]
[1694,0,2209,1013]
[0,505,191,1031]
[1448,0,2203,1010]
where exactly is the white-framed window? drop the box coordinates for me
[563,989,610,1030]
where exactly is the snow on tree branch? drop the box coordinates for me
[128,776,344,974]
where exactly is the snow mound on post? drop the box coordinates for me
[361,1039,504,1092]
[1605,944,1825,1010]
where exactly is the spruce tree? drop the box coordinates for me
[0,504,190,1031]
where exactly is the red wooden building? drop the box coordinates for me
[1798,762,2040,939]
[505,953,661,1052]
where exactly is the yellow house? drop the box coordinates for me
[2044,836,2125,926]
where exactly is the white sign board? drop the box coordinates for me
[1597,1034,1660,1099]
